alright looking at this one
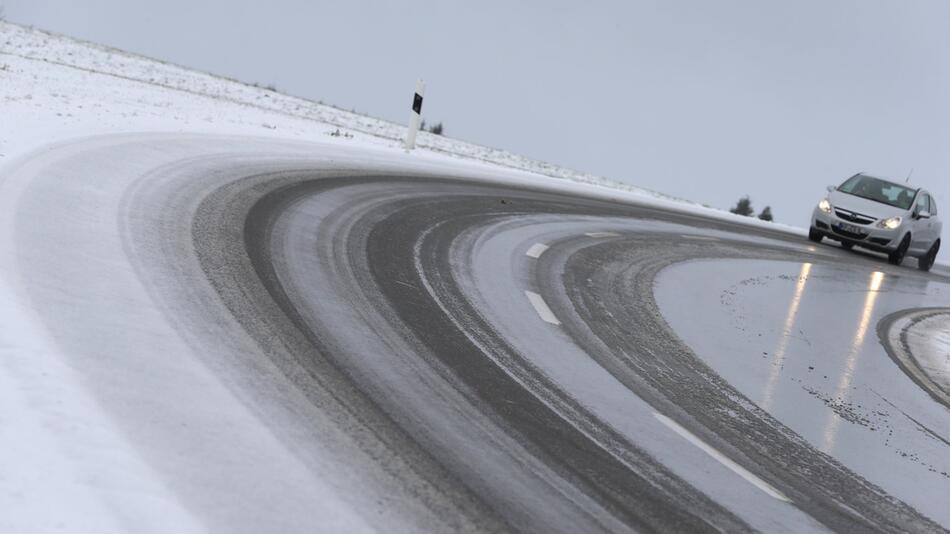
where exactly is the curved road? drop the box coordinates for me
[3,134,949,532]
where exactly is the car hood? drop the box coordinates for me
[827,190,907,219]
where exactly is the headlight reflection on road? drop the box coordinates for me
[760,262,812,410]
[820,270,885,454]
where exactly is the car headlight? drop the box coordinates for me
[878,216,902,229]
[817,199,832,213]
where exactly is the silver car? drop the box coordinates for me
[809,173,942,270]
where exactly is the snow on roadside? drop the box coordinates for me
[0,20,805,237]
[899,311,950,399]
[0,278,203,534]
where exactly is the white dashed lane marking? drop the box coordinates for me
[585,232,620,238]
[524,291,561,325]
[653,412,791,502]
[525,243,549,259]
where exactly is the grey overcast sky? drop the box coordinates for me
[5,1,950,223]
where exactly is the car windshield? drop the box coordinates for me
[837,174,917,210]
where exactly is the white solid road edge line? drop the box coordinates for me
[653,412,791,503]
[585,231,620,238]
[524,291,561,325]
[526,243,549,259]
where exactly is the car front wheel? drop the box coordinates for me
[808,227,823,243]
[888,234,911,266]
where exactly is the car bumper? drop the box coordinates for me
[811,207,903,252]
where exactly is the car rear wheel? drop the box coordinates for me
[808,227,823,243]
[918,240,940,272]
[888,234,911,266]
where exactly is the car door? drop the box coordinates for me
[928,195,942,247]
[910,193,932,253]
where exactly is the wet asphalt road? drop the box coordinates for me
[190,171,950,533]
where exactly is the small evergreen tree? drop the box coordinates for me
[429,122,444,135]
[758,206,773,221]
[729,196,754,217]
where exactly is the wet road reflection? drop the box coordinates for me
[656,259,950,525]
[821,270,885,453]
[761,262,812,411]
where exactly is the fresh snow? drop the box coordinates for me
[0,21,805,235]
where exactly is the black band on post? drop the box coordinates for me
[412,93,423,114]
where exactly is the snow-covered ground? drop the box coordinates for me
[0,21,676,201]
[0,20,805,233]
[885,310,950,407]
[904,313,950,394]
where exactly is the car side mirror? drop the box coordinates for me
[826,185,835,192]
[918,210,931,219]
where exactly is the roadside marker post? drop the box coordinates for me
[404,79,425,151]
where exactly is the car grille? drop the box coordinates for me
[834,207,875,225]
[832,226,868,240]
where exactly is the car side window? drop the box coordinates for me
[916,193,930,214]
[931,196,938,216]
[896,189,914,208]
